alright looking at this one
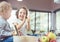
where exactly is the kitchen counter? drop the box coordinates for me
[13,36,38,42]
[13,36,60,42]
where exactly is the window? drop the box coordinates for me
[38,12,48,32]
[49,13,51,31]
[56,11,60,33]
[29,11,35,30]
[29,10,51,33]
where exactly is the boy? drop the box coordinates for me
[0,1,15,42]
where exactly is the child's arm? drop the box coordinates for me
[13,16,26,30]
[0,22,13,36]
[26,16,31,31]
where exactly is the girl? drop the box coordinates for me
[13,7,30,36]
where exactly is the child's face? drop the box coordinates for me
[18,8,26,20]
[4,9,11,20]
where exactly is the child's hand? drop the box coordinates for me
[12,31,17,36]
[13,22,18,26]
[18,31,23,36]
[23,15,26,22]
[27,16,30,22]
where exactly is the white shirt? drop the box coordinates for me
[16,19,27,36]
[0,16,14,39]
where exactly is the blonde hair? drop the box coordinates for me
[0,1,12,13]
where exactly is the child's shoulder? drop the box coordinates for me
[0,17,6,25]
